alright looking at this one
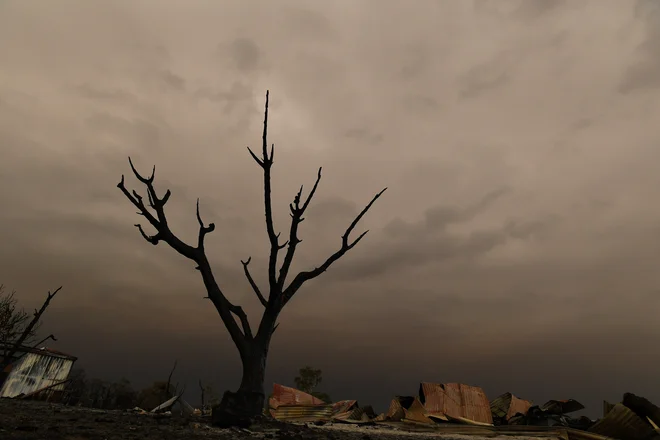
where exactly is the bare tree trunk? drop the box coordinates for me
[215,316,275,425]
[236,344,268,412]
[199,379,205,410]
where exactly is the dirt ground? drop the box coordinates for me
[0,399,564,440]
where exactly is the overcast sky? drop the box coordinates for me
[1,0,659,416]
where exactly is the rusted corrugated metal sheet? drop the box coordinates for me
[622,392,660,429]
[603,401,615,417]
[332,399,358,414]
[507,395,533,420]
[386,398,405,421]
[333,406,371,423]
[386,396,414,421]
[589,403,659,440]
[542,399,585,415]
[330,400,359,422]
[491,392,533,422]
[0,350,75,399]
[269,383,325,409]
[403,397,433,424]
[269,404,334,422]
[331,400,367,423]
[420,382,493,425]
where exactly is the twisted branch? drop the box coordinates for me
[118,159,253,350]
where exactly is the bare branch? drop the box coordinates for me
[128,157,155,184]
[30,334,57,349]
[117,175,159,229]
[196,199,216,249]
[262,90,272,164]
[135,224,161,245]
[301,168,322,212]
[165,359,178,398]
[342,188,387,246]
[118,158,251,353]
[160,190,172,206]
[248,90,282,294]
[277,168,323,290]
[282,188,387,305]
[241,257,267,307]
[229,304,253,340]
[247,147,264,167]
[199,379,205,410]
[1,286,63,370]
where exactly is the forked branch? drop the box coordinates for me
[277,167,323,290]
[246,90,284,296]
[281,188,387,305]
[196,199,215,249]
[243,90,386,314]
[241,257,268,307]
[118,159,253,350]
[0,286,63,370]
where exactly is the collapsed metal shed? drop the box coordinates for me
[0,345,77,400]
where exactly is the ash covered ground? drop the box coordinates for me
[0,399,562,440]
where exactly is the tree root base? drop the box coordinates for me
[211,390,266,428]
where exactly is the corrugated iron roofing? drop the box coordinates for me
[589,403,659,440]
[419,382,493,425]
[622,392,660,428]
[386,398,405,421]
[542,399,585,415]
[603,401,615,418]
[270,383,325,408]
[403,397,433,424]
[0,351,74,398]
[331,400,358,414]
[333,406,371,423]
[269,404,334,422]
[0,343,77,361]
[490,392,533,421]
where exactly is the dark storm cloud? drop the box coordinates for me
[193,81,254,109]
[513,0,568,19]
[306,196,358,223]
[159,70,186,91]
[399,43,433,81]
[458,54,511,99]
[619,0,660,93]
[85,113,162,148]
[423,188,510,231]
[400,95,441,115]
[73,84,137,103]
[333,188,558,280]
[277,5,338,43]
[343,127,383,145]
[1,0,659,415]
[229,38,262,73]
[335,216,554,282]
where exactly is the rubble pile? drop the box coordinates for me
[4,373,660,440]
[266,382,660,440]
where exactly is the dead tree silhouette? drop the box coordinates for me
[117,90,386,422]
